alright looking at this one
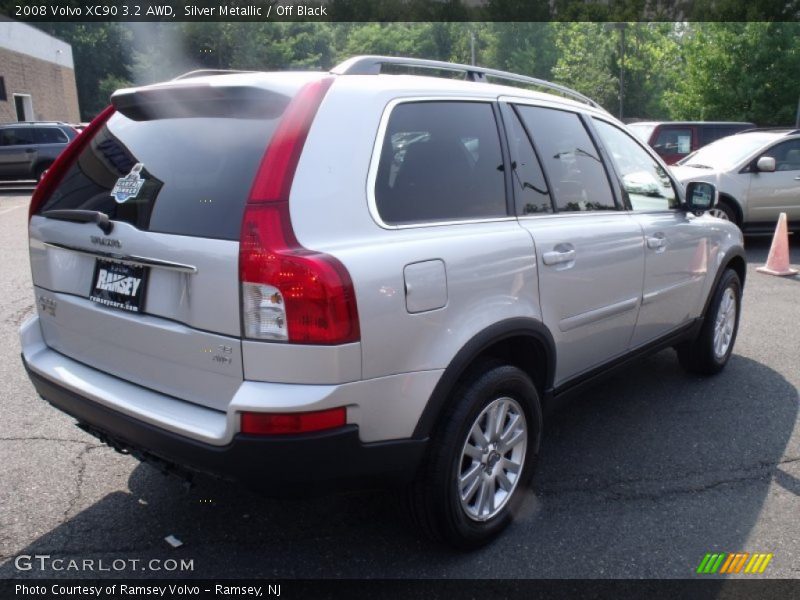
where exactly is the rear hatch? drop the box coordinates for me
[28,73,319,411]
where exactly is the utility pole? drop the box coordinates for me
[620,26,625,120]
[796,94,800,128]
[470,29,476,66]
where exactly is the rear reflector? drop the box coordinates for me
[29,105,115,221]
[240,407,347,436]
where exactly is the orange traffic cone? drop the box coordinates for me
[757,212,797,277]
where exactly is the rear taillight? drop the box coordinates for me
[240,407,347,436]
[29,106,115,221]
[239,76,360,345]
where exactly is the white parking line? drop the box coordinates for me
[0,204,26,216]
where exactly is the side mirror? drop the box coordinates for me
[756,156,776,172]
[685,181,717,215]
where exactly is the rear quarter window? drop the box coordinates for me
[373,101,507,225]
[34,127,69,144]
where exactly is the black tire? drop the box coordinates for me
[404,362,542,549]
[709,200,738,226]
[677,269,742,375]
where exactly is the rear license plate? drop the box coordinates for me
[89,260,148,313]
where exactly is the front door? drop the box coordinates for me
[746,139,800,223]
[591,117,709,347]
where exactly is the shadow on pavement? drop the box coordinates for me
[2,350,796,579]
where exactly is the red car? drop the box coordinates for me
[627,121,755,164]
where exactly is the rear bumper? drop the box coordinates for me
[23,356,427,492]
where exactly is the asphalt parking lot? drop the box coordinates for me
[0,192,798,579]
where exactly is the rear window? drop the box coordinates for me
[38,85,292,240]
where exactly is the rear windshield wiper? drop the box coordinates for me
[40,209,114,235]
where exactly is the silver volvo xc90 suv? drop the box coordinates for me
[20,56,745,548]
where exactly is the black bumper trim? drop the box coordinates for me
[22,355,428,493]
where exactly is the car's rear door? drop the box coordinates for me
[503,101,645,386]
[0,126,37,178]
[590,117,709,347]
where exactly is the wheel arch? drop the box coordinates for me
[718,193,743,225]
[702,246,747,319]
[412,318,555,439]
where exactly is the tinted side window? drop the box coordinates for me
[699,126,727,146]
[653,127,692,156]
[34,127,68,144]
[374,102,507,225]
[593,119,679,211]
[0,127,36,145]
[767,139,800,172]
[699,126,738,147]
[515,106,616,212]
[505,107,552,215]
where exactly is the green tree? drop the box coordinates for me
[618,23,682,119]
[550,22,681,119]
[551,23,619,111]
[340,24,441,61]
[486,23,557,79]
[666,23,800,125]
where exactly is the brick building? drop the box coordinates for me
[0,20,80,123]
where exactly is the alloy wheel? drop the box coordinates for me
[457,396,527,522]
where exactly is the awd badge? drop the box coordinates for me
[111,163,145,203]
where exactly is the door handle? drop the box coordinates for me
[794,176,800,181]
[542,245,576,265]
[646,234,667,250]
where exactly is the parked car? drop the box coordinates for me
[671,128,800,232]
[20,56,745,548]
[628,121,755,165]
[0,122,78,181]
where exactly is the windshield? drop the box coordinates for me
[627,123,656,142]
[677,133,776,170]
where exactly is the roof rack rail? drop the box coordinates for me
[172,69,254,81]
[737,127,800,135]
[331,55,603,110]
